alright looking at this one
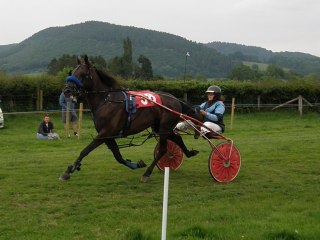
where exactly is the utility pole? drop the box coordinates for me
[184,52,190,81]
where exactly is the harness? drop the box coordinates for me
[65,64,162,137]
[121,90,162,136]
[121,91,137,134]
[94,90,161,137]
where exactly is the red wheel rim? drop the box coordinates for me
[155,140,184,171]
[209,142,241,182]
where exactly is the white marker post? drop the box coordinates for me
[161,167,170,240]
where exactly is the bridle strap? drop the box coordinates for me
[84,88,125,95]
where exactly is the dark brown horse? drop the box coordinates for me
[59,55,198,182]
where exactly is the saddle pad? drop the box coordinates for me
[128,90,162,108]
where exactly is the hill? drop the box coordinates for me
[0,21,236,78]
[206,42,320,75]
[1,21,320,77]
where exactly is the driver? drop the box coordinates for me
[175,85,225,138]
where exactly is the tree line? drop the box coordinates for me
[47,37,314,83]
[47,38,153,80]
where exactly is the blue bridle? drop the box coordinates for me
[66,76,83,88]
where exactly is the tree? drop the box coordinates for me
[266,64,285,78]
[47,54,77,75]
[135,55,153,80]
[228,63,255,80]
[47,54,107,75]
[122,37,133,79]
[108,37,134,79]
[108,56,123,76]
[90,56,107,70]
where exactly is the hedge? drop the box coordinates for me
[0,73,319,111]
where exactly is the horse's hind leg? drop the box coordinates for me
[141,137,167,183]
[59,138,105,180]
[105,139,147,170]
[168,133,199,158]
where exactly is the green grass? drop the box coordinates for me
[0,111,319,239]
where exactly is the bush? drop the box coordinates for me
[0,73,319,111]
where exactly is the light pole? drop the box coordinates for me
[184,52,190,81]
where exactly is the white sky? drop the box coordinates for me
[1,0,319,56]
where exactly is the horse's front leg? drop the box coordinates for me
[105,138,147,170]
[141,137,167,183]
[59,138,105,180]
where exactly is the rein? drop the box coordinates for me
[84,88,124,95]
[85,89,126,114]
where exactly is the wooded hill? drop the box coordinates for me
[206,42,320,75]
[0,21,320,77]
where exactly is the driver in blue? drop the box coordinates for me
[175,85,225,138]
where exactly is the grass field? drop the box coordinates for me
[0,111,319,240]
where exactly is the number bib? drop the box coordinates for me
[128,90,162,108]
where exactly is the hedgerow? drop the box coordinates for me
[0,73,319,111]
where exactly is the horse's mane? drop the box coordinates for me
[95,68,119,87]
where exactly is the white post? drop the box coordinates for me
[230,97,235,130]
[161,167,170,240]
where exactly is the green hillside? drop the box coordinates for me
[206,41,320,75]
[0,21,236,77]
[206,41,273,61]
[1,21,320,77]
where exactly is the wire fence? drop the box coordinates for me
[0,93,319,115]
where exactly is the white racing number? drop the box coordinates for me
[140,93,157,105]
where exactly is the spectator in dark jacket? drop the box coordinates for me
[37,114,60,140]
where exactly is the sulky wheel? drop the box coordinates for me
[155,140,184,171]
[208,142,241,182]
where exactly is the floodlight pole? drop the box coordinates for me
[184,52,190,81]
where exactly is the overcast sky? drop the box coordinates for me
[1,0,319,56]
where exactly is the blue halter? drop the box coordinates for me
[66,76,83,88]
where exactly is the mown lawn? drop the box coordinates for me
[0,111,319,239]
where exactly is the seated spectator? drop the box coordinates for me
[37,114,60,140]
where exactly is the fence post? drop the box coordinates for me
[66,102,70,138]
[77,103,83,140]
[257,95,261,110]
[36,89,40,111]
[39,90,43,111]
[230,97,235,130]
[183,93,188,102]
[298,95,303,116]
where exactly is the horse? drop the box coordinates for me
[59,55,199,182]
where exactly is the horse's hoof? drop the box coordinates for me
[186,150,199,158]
[137,160,147,168]
[59,172,70,181]
[140,175,149,183]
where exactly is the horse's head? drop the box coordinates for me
[62,55,119,98]
[62,55,93,98]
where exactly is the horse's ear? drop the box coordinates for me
[77,56,81,65]
[84,55,89,65]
